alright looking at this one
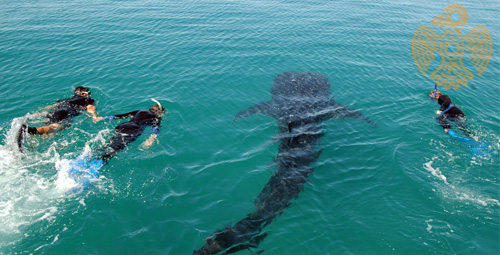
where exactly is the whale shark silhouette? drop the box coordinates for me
[194,72,373,255]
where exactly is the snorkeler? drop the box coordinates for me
[428,90,469,134]
[17,86,99,151]
[21,86,98,135]
[88,99,165,162]
[428,90,489,156]
[67,100,164,188]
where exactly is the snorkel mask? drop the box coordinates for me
[74,86,91,96]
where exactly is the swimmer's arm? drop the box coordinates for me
[141,126,160,149]
[86,105,100,121]
[90,110,139,122]
[86,105,108,122]
[141,134,159,149]
[91,115,115,122]
[112,110,140,119]
[43,99,66,110]
[43,103,58,110]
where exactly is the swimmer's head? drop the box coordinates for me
[150,98,165,116]
[428,90,442,100]
[74,86,91,97]
[150,104,165,116]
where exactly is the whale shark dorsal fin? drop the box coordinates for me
[234,101,275,122]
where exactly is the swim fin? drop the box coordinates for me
[87,159,104,178]
[16,119,29,153]
[448,130,489,156]
[69,155,105,188]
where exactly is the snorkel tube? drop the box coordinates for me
[433,83,438,99]
[151,98,162,109]
[150,98,163,136]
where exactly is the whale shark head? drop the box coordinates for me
[234,72,373,128]
[270,72,331,103]
[234,72,337,125]
[269,72,333,126]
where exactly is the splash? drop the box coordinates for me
[424,157,500,208]
[423,157,449,185]
[0,116,111,250]
[0,118,64,248]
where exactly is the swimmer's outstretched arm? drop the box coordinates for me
[141,134,159,149]
[141,126,160,149]
[42,99,66,111]
[88,107,139,123]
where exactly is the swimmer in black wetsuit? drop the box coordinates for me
[23,86,99,135]
[429,90,470,135]
[88,101,165,161]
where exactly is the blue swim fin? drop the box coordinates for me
[69,155,105,188]
[448,130,489,156]
[87,159,104,178]
[448,130,475,145]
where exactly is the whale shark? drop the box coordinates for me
[194,72,373,255]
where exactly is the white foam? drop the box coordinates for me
[423,157,449,185]
[0,117,77,248]
[0,114,119,251]
[424,157,500,208]
[54,159,80,191]
[425,219,433,233]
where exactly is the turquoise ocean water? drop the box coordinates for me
[0,1,499,254]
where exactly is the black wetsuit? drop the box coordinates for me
[98,110,161,161]
[26,95,95,134]
[436,95,467,131]
[49,96,95,123]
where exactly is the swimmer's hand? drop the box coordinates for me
[86,105,103,122]
[141,134,159,149]
[86,105,96,114]
[436,110,442,115]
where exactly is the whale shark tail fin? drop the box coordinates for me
[194,215,268,255]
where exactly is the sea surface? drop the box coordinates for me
[0,1,499,254]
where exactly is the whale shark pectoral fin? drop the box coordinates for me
[234,101,274,122]
[325,103,375,127]
[313,149,323,161]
